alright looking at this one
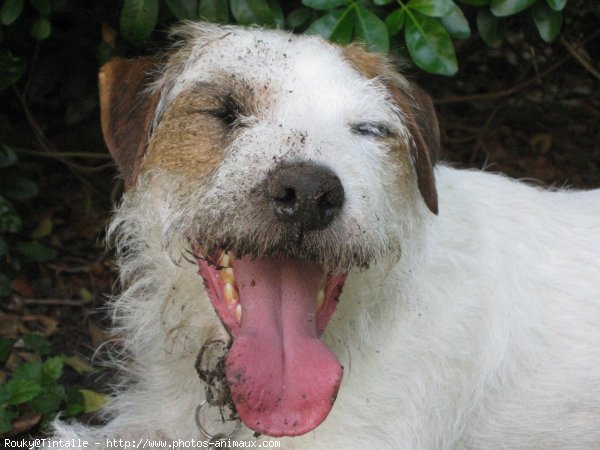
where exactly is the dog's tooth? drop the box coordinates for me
[316,288,325,310]
[219,253,231,267]
[221,268,235,284]
[235,304,242,323]
[223,282,239,305]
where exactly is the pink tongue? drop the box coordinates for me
[225,256,343,437]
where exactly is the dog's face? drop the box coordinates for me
[99,23,439,438]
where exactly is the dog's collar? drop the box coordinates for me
[194,339,249,447]
[195,400,241,446]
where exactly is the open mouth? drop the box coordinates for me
[195,245,347,437]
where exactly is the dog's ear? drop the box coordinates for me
[341,44,439,214]
[98,57,160,184]
[401,84,440,215]
[382,79,439,215]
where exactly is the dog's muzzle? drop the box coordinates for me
[192,162,350,438]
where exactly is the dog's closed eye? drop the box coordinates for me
[191,94,246,130]
[351,122,394,139]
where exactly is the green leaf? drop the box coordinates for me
[15,241,57,262]
[0,196,22,233]
[230,0,276,26]
[0,338,11,363]
[41,357,64,385]
[459,0,489,4]
[64,355,94,375]
[79,287,93,304]
[0,273,10,297]
[441,2,471,38]
[0,407,19,433]
[120,0,159,42]
[0,384,10,404]
[31,16,52,40]
[64,388,85,417]
[0,176,39,200]
[405,11,457,75]
[80,389,111,413]
[0,51,26,92]
[477,8,506,47]
[302,0,349,10]
[30,217,53,239]
[287,7,313,28]
[373,0,394,4]
[0,0,24,26]
[0,145,18,168]
[407,0,454,17]
[13,361,43,386]
[306,7,354,44]
[268,0,285,28]
[23,333,52,356]
[165,0,197,20]
[385,9,406,36]
[199,0,230,22]
[355,5,389,53]
[532,2,562,42]
[28,384,65,415]
[546,0,567,11]
[2,379,43,405]
[30,0,52,15]
[490,0,536,17]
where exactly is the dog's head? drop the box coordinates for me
[99,23,439,438]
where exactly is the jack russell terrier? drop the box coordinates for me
[50,22,600,449]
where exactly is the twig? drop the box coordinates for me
[23,42,40,98]
[470,106,499,164]
[10,87,111,180]
[561,36,600,82]
[24,298,88,306]
[436,30,600,105]
[434,56,569,105]
[11,86,92,183]
[12,148,111,160]
[529,46,542,85]
[47,263,92,273]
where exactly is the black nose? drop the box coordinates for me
[266,162,345,232]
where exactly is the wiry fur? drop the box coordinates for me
[46,23,600,449]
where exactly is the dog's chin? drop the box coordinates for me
[194,244,347,437]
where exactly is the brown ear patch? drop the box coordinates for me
[341,43,386,79]
[98,57,160,185]
[390,83,439,215]
[341,44,440,214]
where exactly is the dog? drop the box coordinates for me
[49,22,600,449]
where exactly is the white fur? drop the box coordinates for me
[47,24,600,449]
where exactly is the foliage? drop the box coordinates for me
[0,335,88,434]
[0,145,56,299]
[0,333,109,434]
[0,1,576,87]
[125,0,572,75]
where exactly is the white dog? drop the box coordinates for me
[51,22,600,449]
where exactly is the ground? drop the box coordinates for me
[1,25,599,439]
